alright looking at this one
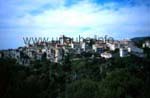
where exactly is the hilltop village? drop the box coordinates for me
[0,35,150,65]
[0,35,150,98]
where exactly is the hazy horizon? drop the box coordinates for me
[0,32,149,50]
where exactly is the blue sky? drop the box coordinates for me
[0,0,150,49]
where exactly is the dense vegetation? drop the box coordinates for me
[0,51,150,98]
[131,36,150,48]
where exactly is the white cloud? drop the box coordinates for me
[1,0,150,49]
[0,0,150,38]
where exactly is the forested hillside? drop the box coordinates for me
[0,53,150,98]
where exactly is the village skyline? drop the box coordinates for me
[0,33,150,50]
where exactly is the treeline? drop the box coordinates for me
[0,53,150,98]
[131,36,150,48]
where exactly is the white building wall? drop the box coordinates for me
[81,42,86,51]
[92,44,97,52]
[71,43,74,48]
[120,48,124,57]
[101,52,112,59]
[128,47,131,53]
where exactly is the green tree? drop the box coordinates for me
[66,79,99,98]
[99,68,144,98]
